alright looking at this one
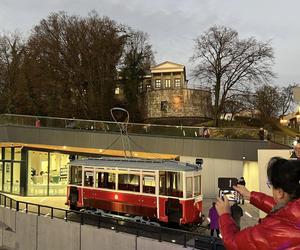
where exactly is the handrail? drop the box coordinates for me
[0,192,224,249]
[0,113,294,147]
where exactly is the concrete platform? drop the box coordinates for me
[4,194,259,233]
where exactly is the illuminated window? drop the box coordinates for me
[115,87,120,95]
[194,175,201,196]
[159,171,183,198]
[175,78,181,87]
[28,151,49,196]
[96,172,116,190]
[118,173,140,192]
[155,79,161,88]
[186,177,193,198]
[165,79,171,88]
[84,171,94,187]
[143,175,155,194]
[70,165,82,185]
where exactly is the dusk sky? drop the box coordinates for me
[1,0,299,86]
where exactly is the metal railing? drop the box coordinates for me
[0,193,224,249]
[0,113,294,146]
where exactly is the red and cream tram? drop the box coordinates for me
[66,157,203,225]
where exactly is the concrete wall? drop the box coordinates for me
[37,217,80,250]
[137,237,193,250]
[0,207,16,231]
[0,207,195,250]
[142,88,212,120]
[0,125,282,162]
[81,225,136,250]
[16,213,37,250]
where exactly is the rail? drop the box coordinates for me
[0,192,224,249]
[0,113,294,146]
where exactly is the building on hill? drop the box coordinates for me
[280,112,300,131]
[137,61,213,125]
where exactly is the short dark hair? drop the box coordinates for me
[267,157,300,199]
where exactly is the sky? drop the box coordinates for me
[0,0,299,86]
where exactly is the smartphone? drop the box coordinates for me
[219,189,238,202]
[218,177,238,190]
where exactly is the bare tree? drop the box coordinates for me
[254,84,280,121]
[191,25,275,126]
[223,91,251,121]
[278,83,298,117]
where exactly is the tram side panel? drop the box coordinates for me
[69,186,158,218]
[180,198,202,224]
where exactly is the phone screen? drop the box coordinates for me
[219,190,238,201]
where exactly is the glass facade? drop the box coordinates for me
[0,148,22,195]
[28,150,70,196]
[28,151,48,196]
[0,146,81,196]
[49,153,69,195]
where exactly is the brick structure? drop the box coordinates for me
[138,61,213,125]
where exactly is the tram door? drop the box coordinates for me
[160,171,183,224]
[166,198,182,223]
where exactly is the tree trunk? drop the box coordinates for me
[213,78,221,127]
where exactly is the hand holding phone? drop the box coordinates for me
[233,184,251,201]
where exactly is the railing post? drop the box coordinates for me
[80,213,84,225]
[26,203,28,213]
[51,208,53,219]
[16,201,19,212]
[97,216,101,228]
[115,219,118,233]
[10,199,12,209]
[4,197,6,207]
[38,205,40,216]
[183,233,187,248]
[159,228,162,242]
[65,211,68,221]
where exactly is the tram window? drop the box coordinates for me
[194,175,201,196]
[159,172,167,195]
[84,171,94,187]
[186,177,193,198]
[69,166,82,185]
[96,172,116,190]
[159,171,183,198]
[118,174,140,192]
[143,175,155,194]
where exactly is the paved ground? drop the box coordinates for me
[200,198,259,236]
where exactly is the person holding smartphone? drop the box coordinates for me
[215,157,300,250]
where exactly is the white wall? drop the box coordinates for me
[257,149,291,217]
[243,161,259,193]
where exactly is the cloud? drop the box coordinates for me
[1,0,300,85]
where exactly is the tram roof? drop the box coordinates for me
[69,157,202,172]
